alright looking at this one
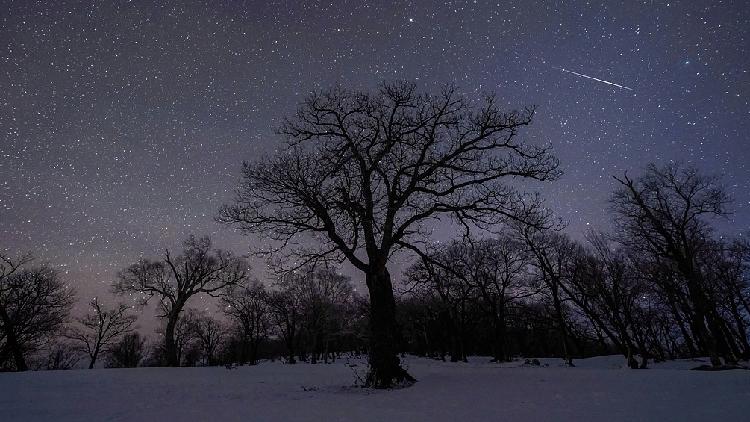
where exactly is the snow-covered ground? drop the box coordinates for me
[2,355,748,421]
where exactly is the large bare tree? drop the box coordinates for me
[219,82,559,387]
[114,235,248,367]
[65,298,137,369]
[0,254,75,371]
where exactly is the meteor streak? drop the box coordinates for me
[553,66,634,91]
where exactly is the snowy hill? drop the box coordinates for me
[1,356,748,422]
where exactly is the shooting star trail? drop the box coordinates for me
[553,66,634,91]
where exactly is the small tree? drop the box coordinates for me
[66,298,137,369]
[43,341,81,370]
[457,236,535,362]
[0,254,75,371]
[516,226,580,366]
[566,233,654,368]
[220,82,559,387]
[190,312,225,366]
[222,280,269,365]
[115,235,248,366]
[406,244,476,363]
[267,280,303,364]
[107,332,146,368]
[705,238,750,358]
[294,266,354,363]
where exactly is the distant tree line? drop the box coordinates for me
[0,237,370,370]
[132,260,370,369]
[398,163,750,369]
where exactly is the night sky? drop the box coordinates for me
[2,1,749,318]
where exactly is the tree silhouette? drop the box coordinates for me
[0,254,74,371]
[612,162,736,366]
[65,298,137,369]
[220,82,559,387]
[222,280,270,365]
[115,235,248,367]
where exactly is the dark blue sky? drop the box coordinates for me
[2,0,749,314]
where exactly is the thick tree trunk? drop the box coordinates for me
[634,335,650,369]
[550,280,574,367]
[491,300,507,362]
[286,324,296,364]
[164,316,180,367]
[365,265,415,388]
[627,356,639,369]
[249,337,259,365]
[666,297,699,356]
[88,340,103,369]
[7,331,27,371]
[458,301,468,362]
[685,282,722,366]
[0,307,27,371]
[679,261,728,366]
[310,333,318,364]
[449,307,463,362]
[728,306,750,359]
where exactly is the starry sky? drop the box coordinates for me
[2,0,749,319]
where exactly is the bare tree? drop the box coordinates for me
[566,233,654,368]
[0,254,75,371]
[406,235,535,362]
[220,82,559,387]
[114,235,248,366]
[164,308,201,366]
[406,242,477,363]
[516,226,579,366]
[43,341,81,370]
[0,252,32,370]
[696,238,750,359]
[286,266,353,363]
[222,280,270,365]
[65,298,137,369]
[463,236,535,362]
[107,332,146,368]
[612,163,735,366]
[267,277,303,364]
[190,312,225,366]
